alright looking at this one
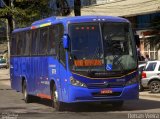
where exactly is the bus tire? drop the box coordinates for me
[139,84,144,92]
[22,80,32,103]
[112,101,124,108]
[51,84,65,111]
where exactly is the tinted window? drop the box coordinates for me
[48,24,64,55]
[55,24,64,54]
[139,66,145,72]
[59,24,65,65]
[146,62,157,71]
[70,23,101,54]
[48,26,56,55]
[31,30,39,55]
[24,31,31,56]
[59,44,66,66]
[11,34,16,56]
[39,28,48,55]
[158,65,160,71]
[16,34,23,55]
[21,32,26,55]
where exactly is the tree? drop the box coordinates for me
[13,0,53,27]
[74,0,81,16]
[56,0,70,16]
[0,0,53,31]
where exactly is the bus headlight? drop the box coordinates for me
[126,76,138,86]
[70,77,87,87]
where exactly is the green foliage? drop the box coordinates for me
[0,0,52,28]
[0,19,5,27]
[15,0,53,27]
[0,19,6,41]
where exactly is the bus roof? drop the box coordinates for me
[58,16,129,23]
[12,16,129,33]
[12,27,31,33]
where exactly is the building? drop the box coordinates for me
[75,0,160,60]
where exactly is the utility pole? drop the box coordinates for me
[6,18,10,67]
[5,0,15,69]
[74,0,81,16]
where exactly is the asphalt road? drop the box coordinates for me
[0,69,160,119]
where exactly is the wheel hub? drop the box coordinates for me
[54,90,58,102]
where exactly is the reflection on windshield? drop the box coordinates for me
[69,22,137,72]
[70,23,103,60]
[102,22,136,71]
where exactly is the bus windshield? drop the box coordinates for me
[69,22,137,72]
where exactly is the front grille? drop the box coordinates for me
[92,92,122,97]
[87,82,125,89]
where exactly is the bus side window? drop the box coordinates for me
[39,28,48,55]
[24,31,31,56]
[54,25,61,55]
[48,26,56,55]
[21,32,26,55]
[57,24,65,66]
[31,30,39,55]
[16,33,23,56]
[11,34,16,56]
[59,43,66,66]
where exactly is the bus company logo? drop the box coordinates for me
[52,69,56,74]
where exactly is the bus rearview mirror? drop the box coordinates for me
[63,35,69,49]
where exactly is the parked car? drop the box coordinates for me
[141,61,160,93]
[0,57,8,69]
[138,63,147,91]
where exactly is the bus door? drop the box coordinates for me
[38,56,49,95]
[21,57,33,92]
[10,58,19,91]
[58,43,68,101]
[29,57,38,95]
[14,57,22,91]
[37,27,49,95]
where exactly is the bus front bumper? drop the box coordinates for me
[67,83,139,103]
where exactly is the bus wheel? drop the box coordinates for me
[51,84,65,111]
[22,81,32,103]
[112,101,124,108]
[139,84,144,92]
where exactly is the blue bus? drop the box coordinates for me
[10,16,139,111]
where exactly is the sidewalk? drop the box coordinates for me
[139,91,160,98]
[0,69,10,80]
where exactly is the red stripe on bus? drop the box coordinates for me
[37,93,51,100]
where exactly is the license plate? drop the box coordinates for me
[101,89,113,94]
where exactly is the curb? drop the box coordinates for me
[0,79,10,81]
[139,93,160,98]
